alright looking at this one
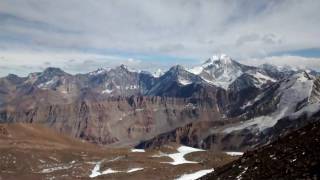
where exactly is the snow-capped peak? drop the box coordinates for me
[206,54,232,66]
[205,54,232,65]
[189,54,235,75]
[188,54,246,89]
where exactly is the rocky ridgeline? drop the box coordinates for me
[0,55,319,150]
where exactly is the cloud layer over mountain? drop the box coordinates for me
[0,0,319,76]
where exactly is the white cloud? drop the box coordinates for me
[0,50,119,76]
[0,50,171,77]
[240,55,320,71]
[0,0,319,75]
[0,1,319,58]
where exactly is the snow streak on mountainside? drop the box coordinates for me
[225,72,317,133]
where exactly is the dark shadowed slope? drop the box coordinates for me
[200,119,320,180]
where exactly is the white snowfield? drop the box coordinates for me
[175,169,214,180]
[89,146,207,178]
[153,146,205,165]
[225,152,244,156]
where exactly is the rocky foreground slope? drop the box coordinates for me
[0,54,319,152]
[200,119,320,180]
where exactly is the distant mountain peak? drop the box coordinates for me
[42,67,66,76]
[201,54,234,67]
[172,64,185,70]
[152,68,164,78]
[166,65,187,76]
[116,64,140,73]
[89,67,110,76]
[119,64,128,69]
[187,54,248,89]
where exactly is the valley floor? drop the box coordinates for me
[0,123,237,180]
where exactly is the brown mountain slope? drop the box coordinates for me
[0,123,97,149]
[199,119,320,180]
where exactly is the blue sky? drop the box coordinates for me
[271,48,320,58]
[0,0,320,76]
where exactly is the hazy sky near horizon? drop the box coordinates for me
[0,0,320,76]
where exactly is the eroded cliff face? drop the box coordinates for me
[0,93,227,146]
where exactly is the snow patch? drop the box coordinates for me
[127,168,144,173]
[153,146,205,165]
[131,149,145,153]
[175,169,214,180]
[225,152,244,156]
[102,89,113,94]
[40,164,73,173]
[38,78,57,89]
[236,167,248,180]
[178,78,192,85]
[101,168,121,175]
[89,161,102,178]
[89,160,143,178]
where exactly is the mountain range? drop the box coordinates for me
[0,54,319,152]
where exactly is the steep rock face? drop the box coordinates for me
[136,122,209,149]
[0,94,226,146]
[146,65,206,97]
